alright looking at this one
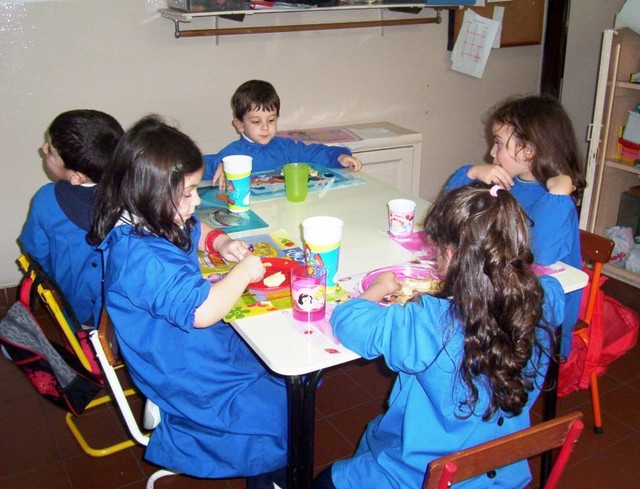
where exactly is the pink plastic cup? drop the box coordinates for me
[290,264,327,322]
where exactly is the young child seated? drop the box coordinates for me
[19,109,123,327]
[444,95,585,358]
[89,115,288,488]
[205,79,362,187]
[314,183,565,489]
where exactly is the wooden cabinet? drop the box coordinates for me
[281,121,422,196]
[581,28,640,288]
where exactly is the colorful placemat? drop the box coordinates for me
[250,165,365,202]
[277,127,362,144]
[198,229,349,322]
[198,165,365,204]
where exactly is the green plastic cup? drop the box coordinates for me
[283,163,310,202]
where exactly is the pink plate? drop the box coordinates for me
[358,264,439,293]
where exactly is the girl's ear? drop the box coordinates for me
[523,143,536,161]
[232,118,244,134]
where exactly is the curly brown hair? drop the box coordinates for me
[425,183,553,419]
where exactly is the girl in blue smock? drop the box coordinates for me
[89,115,288,488]
[205,80,362,185]
[314,183,564,489]
[445,95,585,358]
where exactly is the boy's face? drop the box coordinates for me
[176,168,203,224]
[489,122,534,181]
[233,107,278,145]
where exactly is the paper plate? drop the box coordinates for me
[358,264,439,294]
[248,257,298,291]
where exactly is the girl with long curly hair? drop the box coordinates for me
[314,183,564,489]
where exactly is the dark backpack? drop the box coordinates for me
[0,274,102,415]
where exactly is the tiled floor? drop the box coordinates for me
[0,278,638,489]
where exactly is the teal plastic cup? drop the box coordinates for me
[283,163,310,202]
[222,155,252,213]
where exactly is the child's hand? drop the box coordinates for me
[212,163,225,190]
[467,164,514,190]
[359,271,401,302]
[233,253,266,284]
[338,154,363,172]
[217,235,253,262]
[546,175,575,195]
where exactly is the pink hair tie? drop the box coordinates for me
[489,184,502,197]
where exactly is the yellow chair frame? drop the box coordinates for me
[17,254,138,457]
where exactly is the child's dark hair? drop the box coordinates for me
[231,80,280,120]
[89,115,203,252]
[425,183,552,420]
[48,109,123,183]
[488,95,586,198]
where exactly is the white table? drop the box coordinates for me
[226,172,588,489]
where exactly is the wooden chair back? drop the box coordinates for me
[579,230,615,324]
[423,411,584,489]
[97,307,120,367]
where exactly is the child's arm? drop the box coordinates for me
[358,271,401,302]
[193,254,265,327]
[200,226,252,262]
[338,154,363,172]
[546,175,576,195]
[466,164,514,190]
[212,163,226,190]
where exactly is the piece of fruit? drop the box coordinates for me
[263,271,286,287]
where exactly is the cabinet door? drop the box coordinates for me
[580,29,615,231]
[354,146,415,195]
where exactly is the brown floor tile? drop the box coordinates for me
[313,417,354,469]
[0,278,638,489]
[315,369,373,417]
[0,462,71,489]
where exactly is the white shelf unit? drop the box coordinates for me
[581,28,640,288]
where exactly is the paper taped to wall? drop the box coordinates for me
[450,9,500,79]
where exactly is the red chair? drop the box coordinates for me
[423,412,584,489]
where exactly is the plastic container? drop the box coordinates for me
[623,111,640,144]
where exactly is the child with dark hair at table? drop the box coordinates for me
[89,115,288,489]
[205,79,362,187]
[445,94,585,358]
[313,183,565,489]
[19,109,124,327]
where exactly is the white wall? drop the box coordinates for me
[0,0,543,286]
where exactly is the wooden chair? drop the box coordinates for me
[89,310,176,488]
[423,412,584,489]
[573,229,615,433]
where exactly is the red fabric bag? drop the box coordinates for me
[558,270,639,397]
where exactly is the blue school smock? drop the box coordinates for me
[98,218,288,478]
[203,135,351,180]
[19,182,102,326]
[329,275,564,489]
[445,165,581,358]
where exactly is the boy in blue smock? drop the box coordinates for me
[89,115,287,488]
[314,183,564,489]
[205,79,362,187]
[445,95,585,358]
[19,110,123,327]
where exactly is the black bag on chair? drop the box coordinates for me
[0,277,101,416]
